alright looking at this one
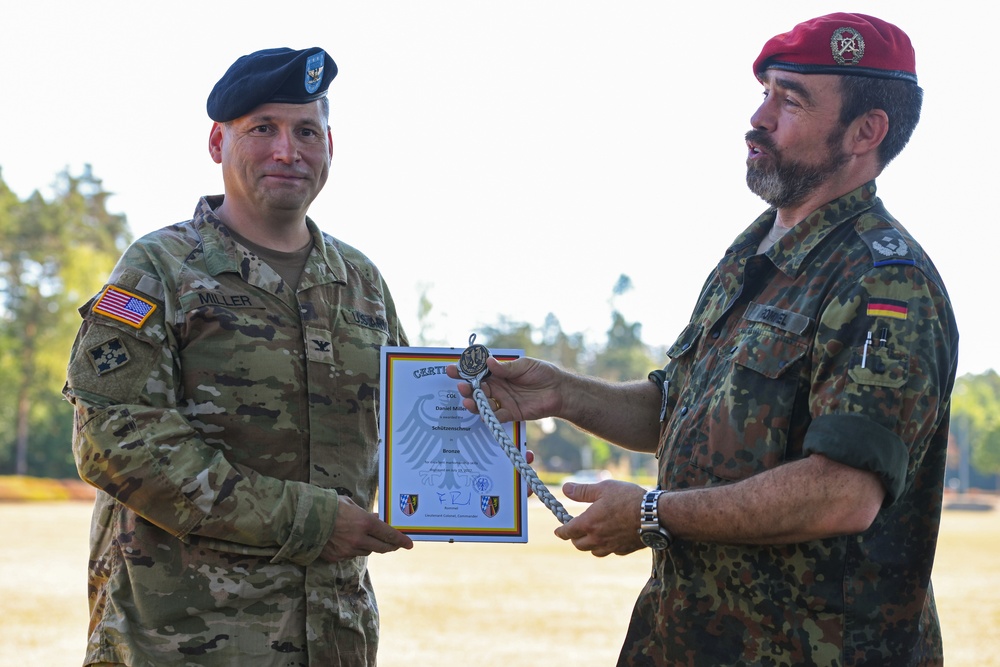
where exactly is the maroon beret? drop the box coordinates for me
[753,13,917,84]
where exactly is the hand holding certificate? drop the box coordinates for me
[379,346,529,542]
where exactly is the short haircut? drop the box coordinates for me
[839,75,923,169]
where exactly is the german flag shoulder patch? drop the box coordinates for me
[867,297,908,320]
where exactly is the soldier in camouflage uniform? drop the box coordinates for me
[63,47,413,666]
[452,14,957,666]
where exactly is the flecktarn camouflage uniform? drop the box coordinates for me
[625,183,958,666]
[63,196,407,667]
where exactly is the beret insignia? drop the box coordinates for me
[830,26,865,66]
[305,52,325,94]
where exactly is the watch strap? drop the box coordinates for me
[639,488,673,549]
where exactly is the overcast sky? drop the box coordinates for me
[3,2,994,376]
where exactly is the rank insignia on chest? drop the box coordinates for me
[93,285,156,328]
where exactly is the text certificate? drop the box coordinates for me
[379,346,528,543]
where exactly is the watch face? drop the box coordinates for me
[640,530,670,550]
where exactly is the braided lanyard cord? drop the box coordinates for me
[464,361,573,525]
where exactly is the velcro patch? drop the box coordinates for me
[867,298,908,320]
[94,286,156,328]
[347,309,389,334]
[306,327,335,364]
[87,337,131,375]
[744,302,811,335]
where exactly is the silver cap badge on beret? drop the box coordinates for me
[830,26,865,66]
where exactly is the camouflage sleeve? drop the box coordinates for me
[381,274,409,348]
[64,254,338,566]
[804,263,956,503]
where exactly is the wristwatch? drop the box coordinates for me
[639,488,672,550]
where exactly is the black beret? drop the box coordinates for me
[207,47,338,122]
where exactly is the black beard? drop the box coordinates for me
[745,129,849,209]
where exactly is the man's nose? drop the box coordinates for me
[272,130,300,163]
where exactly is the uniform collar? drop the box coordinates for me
[730,182,880,277]
[193,195,348,288]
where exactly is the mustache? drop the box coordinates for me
[745,129,778,155]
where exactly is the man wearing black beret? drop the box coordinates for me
[65,47,413,666]
[452,13,956,666]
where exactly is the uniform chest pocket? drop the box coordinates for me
[691,327,808,482]
[180,290,270,344]
[730,327,808,378]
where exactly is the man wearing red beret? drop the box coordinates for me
[453,13,956,666]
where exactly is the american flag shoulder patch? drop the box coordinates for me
[867,297,908,320]
[93,285,157,328]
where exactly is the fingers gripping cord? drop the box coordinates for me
[469,379,573,525]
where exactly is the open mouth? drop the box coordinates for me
[745,130,775,161]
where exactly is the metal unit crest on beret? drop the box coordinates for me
[831,26,865,66]
[304,51,325,94]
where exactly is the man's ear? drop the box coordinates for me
[850,109,889,157]
[208,122,224,165]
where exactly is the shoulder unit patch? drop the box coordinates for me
[87,336,131,375]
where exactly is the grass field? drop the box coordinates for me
[2,496,998,666]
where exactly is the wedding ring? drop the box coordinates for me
[491,397,501,411]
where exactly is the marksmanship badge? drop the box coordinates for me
[831,26,865,65]
[458,334,491,383]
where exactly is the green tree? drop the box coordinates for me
[590,274,658,381]
[475,314,593,472]
[977,426,1000,475]
[950,370,1000,478]
[590,311,656,382]
[0,165,131,476]
[576,275,658,475]
[479,279,659,476]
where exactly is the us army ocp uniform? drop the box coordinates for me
[64,196,407,666]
